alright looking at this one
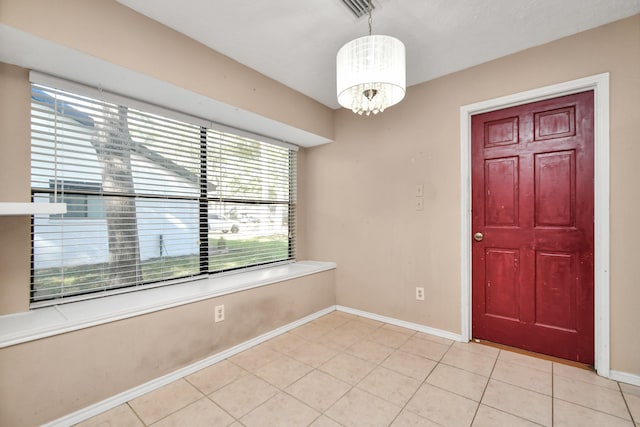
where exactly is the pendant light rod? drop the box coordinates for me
[368,0,373,35]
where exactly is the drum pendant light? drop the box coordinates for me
[336,0,406,115]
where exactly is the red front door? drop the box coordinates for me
[471,91,594,364]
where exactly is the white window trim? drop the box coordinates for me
[0,261,336,348]
[459,73,610,377]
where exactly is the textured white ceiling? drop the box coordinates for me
[117,0,640,109]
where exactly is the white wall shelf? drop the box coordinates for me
[0,203,67,216]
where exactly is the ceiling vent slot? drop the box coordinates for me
[340,0,375,18]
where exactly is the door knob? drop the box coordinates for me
[473,232,484,242]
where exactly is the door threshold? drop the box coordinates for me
[471,338,594,371]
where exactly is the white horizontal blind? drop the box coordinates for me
[206,130,296,272]
[30,83,296,305]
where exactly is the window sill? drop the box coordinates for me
[0,260,336,348]
[0,202,67,215]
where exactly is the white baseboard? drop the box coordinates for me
[44,304,458,426]
[45,302,637,426]
[43,305,336,427]
[610,370,640,387]
[336,305,463,342]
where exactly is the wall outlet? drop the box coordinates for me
[415,197,424,211]
[416,287,425,301]
[214,304,225,322]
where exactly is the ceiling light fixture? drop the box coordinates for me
[336,0,406,115]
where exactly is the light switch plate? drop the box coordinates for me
[214,305,225,322]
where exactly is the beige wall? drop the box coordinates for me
[305,15,640,375]
[0,270,336,426]
[0,63,334,423]
[0,0,333,141]
[0,63,31,313]
[0,2,338,425]
[0,56,337,427]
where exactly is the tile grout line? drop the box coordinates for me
[174,361,248,425]
[125,402,147,427]
[387,328,450,425]
[304,325,368,426]
[196,334,320,426]
[252,314,385,426]
[247,346,338,426]
[203,392,242,426]
[319,322,404,426]
[617,379,637,426]
[621,382,639,427]
[551,372,636,425]
[143,381,208,426]
[473,350,550,427]
[551,396,637,424]
[551,360,554,426]
[385,337,454,426]
[310,320,441,426]
[469,347,500,426]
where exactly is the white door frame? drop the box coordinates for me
[459,73,610,377]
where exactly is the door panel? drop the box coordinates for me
[484,116,519,146]
[472,91,594,364]
[535,251,577,331]
[534,106,575,141]
[485,157,519,226]
[485,248,520,320]
[535,151,575,227]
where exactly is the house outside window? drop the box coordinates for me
[49,180,104,219]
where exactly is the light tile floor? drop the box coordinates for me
[75,311,639,427]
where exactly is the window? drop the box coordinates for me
[30,82,297,305]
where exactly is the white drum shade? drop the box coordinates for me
[336,35,406,115]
